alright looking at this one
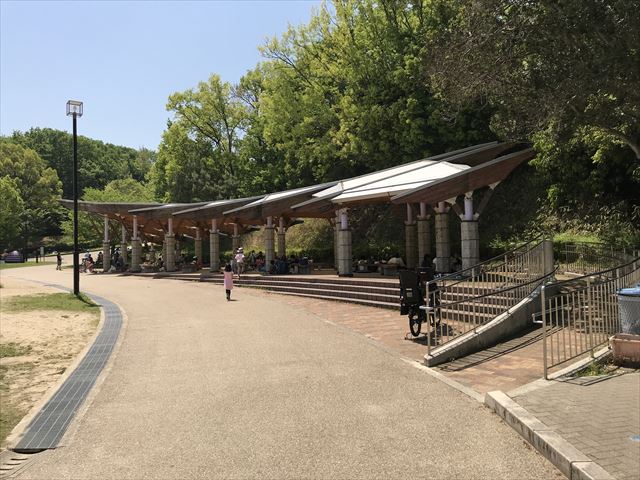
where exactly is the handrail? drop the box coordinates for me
[434,271,550,311]
[424,239,550,356]
[430,235,543,285]
[541,252,640,378]
[551,257,639,288]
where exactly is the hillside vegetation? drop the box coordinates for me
[1,0,638,255]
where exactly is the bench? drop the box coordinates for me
[181,264,197,273]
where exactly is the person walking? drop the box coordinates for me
[56,252,62,271]
[234,247,245,279]
[223,263,234,301]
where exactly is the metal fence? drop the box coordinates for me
[557,242,635,277]
[540,257,640,379]
[424,239,553,356]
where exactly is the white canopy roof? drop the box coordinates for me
[331,161,470,203]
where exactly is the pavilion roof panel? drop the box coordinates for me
[390,148,536,205]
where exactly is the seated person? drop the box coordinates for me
[387,253,405,267]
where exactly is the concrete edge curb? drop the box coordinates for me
[2,281,126,453]
[3,289,108,451]
[485,390,614,480]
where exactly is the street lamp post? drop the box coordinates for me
[67,100,83,296]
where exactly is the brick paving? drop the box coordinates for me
[514,373,640,480]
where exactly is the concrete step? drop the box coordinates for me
[206,278,400,305]
[206,277,399,296]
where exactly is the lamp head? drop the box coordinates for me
[66,100,83,117]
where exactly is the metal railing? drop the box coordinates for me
[540,257,640,378]
[424,239,553,356]
[557,242,635,277]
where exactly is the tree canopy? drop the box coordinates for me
[0,141,64,250]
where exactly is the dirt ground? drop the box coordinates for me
[0,277,98,447]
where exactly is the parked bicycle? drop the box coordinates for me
[399,270,440,337]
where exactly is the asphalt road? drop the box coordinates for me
[3,266,560,479]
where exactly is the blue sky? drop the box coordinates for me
[1,0,320,150]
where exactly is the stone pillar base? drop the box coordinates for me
[338,228,353,276]
[435,212,450,273]
[209,232,220,272]
[165,235,176,272]
[120,243,128,266]
[405,222,418,269]
[264,226,275,272]
[102,242,111,272]
[333,224,339,271]
[277,232,286,259]
[461,221,479,271]
[417,217,431,263]
[148,248,156,263]
[130,238,142,272]
[194,238,203,268]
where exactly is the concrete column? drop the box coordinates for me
[149,246,156,263]
[232,224,240,253]
[165,234,176,272]
[543,239,554,278]
[417,208,432,265]
[102,242,111,272]
[405,204,418,269]
[120,225,128,266]
[461,221,479,271]
[277,217,286,258]
[460,193,479,271]
[209,219,220,272]
[338,209,353,276]
[333,213,339,271]
[435,202,450,273]
[130,238,141,272]
[194,228,202,269]
[264,217,275,272]
[102,215,111,272]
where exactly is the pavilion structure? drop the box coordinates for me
[60,141,535,276]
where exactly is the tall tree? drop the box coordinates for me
[427,0,640,159]
[153,75,252,201]
[0,141,64,250]
[258,0,493,186]
[9,128,155,197]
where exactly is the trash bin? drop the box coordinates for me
[618,285,640,334]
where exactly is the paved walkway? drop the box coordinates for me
[513,373,640,480]
[1,266,560,479]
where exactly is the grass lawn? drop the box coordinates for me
[2,292,99,315]
[0,261,55,270]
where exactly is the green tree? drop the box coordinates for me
[0,176,24,249]
[427,0,640,159]
[9,128,155,197]
[152,74,253,201]
[0,141,64,250]
[258,0,493,186]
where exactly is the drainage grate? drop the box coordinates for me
[13,291,122,452]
